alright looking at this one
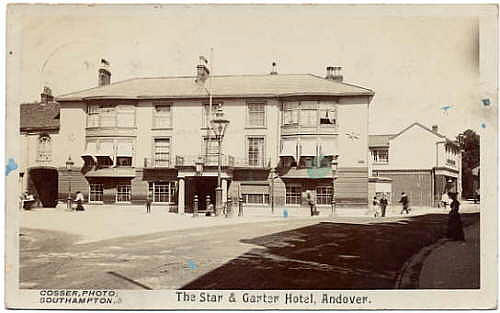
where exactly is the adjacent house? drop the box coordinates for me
[21,60,375,213]
[20,87,60,207]
[369,122,462,207]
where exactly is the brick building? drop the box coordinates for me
[369,122,462,207]
[20,60,375,212]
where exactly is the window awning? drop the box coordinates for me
[81,142,97,163]
[280,139,298,161]
[95,141,114,163]
[319,138,337,156]
[116,142,133,157]
[300,139,317,157]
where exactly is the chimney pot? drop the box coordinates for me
[98,59,111,87]
[40,86,54,104]
[326,66,342,81]
[432,125,438,133]
[195,59,210,83]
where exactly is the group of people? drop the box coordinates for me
[371,192,409,217]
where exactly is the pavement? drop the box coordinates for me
[418,221,480,288]
[19,203,480,290]
[20,202,478,244]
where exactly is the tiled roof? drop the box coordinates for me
[56,74,374,101]
[368,134,394,147]
[20,101,60,132]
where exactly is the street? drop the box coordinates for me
[20,212,479,290]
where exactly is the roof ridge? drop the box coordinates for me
[308,74,374,93]
[55,77,139,98]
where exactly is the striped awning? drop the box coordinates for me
[280,139,298,161]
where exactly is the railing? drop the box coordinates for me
[175,154,234,167]
[174,155,271,168]
[231,157,271,168]
[144,157,173,168]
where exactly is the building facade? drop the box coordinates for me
[369,123,462,207]
[21,61,375,212]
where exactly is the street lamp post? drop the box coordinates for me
[210,106,229,216]
[66,156,74,210]
[330,155,339,217]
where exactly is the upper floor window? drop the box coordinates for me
[153,138,171,167]
[282,101,337,127]
[87,104,136,128]
[37,135,52,163]
[203,136,219,165]
[247,103,265,127]
[283,102,299,125]
[86,138,134,168]
[202,103,223,128]
[372,149,389,164]
[153,103,172,128]
[247,137,265,166]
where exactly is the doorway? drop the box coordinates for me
[27,167,58,207]
[185,177,217,213]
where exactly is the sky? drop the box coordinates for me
[7,4,489,138]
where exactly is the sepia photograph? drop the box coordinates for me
[5,3,498,310]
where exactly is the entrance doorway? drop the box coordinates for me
[185,177,217,213]
[27,167,58,207]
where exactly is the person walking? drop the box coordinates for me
[379,194,388,217]
[399,192,410,215]
[146,191,153,214]
[371,196,379,217]
[447,193,465,241]
[74,191,85,211]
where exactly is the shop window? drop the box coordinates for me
[116,185,131,202]
[242,193,270,205]
[316,186,332,205]
[285,184,302,205]
[89,184,103,202]
[148,181,176,203]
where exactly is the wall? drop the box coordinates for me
[388,126,440,170]
[373,170,433,207]
[337,96,369,168]
[136,98,280,167]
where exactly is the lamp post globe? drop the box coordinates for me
[65,156,74,210]
[210,106,229,216]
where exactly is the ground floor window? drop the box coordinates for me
[285,184,302,205]
[242,193,270,205]
[116,184,131,202]
[148,181,176,203]
[316,186,332,205]
[89,184,103,202]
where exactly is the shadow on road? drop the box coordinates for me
[181,213,479,290]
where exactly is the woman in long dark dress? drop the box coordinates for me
[447,195,465,241]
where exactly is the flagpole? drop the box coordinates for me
[208,48,214,127]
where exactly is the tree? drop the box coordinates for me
[456,129,480,198]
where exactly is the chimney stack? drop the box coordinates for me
[40,86,54,104]
[270,62,278,75]
[432,125,438,133]
[325,66,343,82]
[98,58,111,87]
[195,56,210,83]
